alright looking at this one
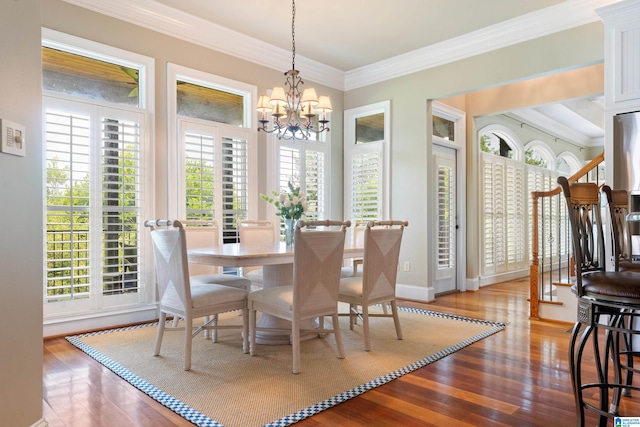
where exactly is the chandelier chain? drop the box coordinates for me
[291,0,296,70]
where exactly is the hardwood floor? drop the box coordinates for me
[43,278,638,426]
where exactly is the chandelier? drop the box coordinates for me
[256,0,332,141]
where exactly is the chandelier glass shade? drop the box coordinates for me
[257,0,331,141]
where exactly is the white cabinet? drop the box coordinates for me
[598,0,640,109]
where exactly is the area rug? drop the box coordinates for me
[67,306,505,427]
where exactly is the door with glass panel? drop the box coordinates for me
[433,145,457,294]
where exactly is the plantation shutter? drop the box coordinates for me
[304,149,325,221]
[506,163,526,268]
[45,109,92,302]
[279,146,301,190]
[44,100,145,308]
[349,150,382,222]
[437,162,456,270]
[481,154,506,274]
[100,113,142,295]
[220,133,249,242]
[180,118,249,242]
[184,131,215,221]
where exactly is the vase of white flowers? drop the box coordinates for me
[284,218,295,246]
[261,180,314,246]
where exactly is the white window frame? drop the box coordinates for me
[431,101,467,292]
[343,100,391,222]
[41,29,155,330]
[167,63,258,219]
[264,130,332,232]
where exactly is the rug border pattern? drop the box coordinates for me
[66,307,505,427]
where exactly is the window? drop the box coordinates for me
[344,101,390,222]
[168,64,257,243]
[179,119,250,242]
[42,30,153,318]
[479,126,527,275]
[276,140,327,225]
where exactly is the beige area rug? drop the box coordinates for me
[67,306,505,427]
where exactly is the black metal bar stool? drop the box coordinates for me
[558,177,640,426]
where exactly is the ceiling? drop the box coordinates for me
[150,0,566,72]
[68,0,618,147]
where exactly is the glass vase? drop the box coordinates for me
[285,218,295,246]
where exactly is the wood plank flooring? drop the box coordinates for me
[43,278,638,426]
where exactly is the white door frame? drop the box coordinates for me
[430,101,467,293]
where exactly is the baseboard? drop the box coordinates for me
[397,283,435,302]
[32,417,48,427]
[479,270,529,287]
[465,277,480,291]
[44,306,158,337]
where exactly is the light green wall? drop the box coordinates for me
[344,23,604,287]
[0,1,43,425]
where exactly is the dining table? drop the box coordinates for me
[187,241,364,345]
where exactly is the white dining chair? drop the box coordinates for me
[247,219,350,374]
[339,220,408,351]
[183,220,252,291]
[144,219,249,371]
[238,219,276,288]
[341,220,367,278]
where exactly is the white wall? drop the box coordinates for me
[0,1,44,425]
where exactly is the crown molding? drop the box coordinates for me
[61,0,345,89]
[344,0,620,90]
[62,0,618,92]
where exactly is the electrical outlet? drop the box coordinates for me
[0,118,26,157]
[403,261,410,272]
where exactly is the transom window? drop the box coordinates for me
[344,101,391,223]
[42,30,153,320]
[168,64,257,243]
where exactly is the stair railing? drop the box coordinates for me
[529,151,604,319]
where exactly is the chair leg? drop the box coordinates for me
[349,304,356,330]
[362,304,371,352]
[211,314,219,343]
[292,318,301,374]
[569,321,590,427]
[242,307,249,354]
[153,312,167,356]
[249,308,257,356]
[391,300,403,340]
[332,313,345,359]
[184,317,193,371]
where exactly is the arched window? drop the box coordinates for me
[524,140,555,169]
[479,124,523,161]
[556,151,582,175]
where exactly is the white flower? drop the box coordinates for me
[292,196,299,205]
[283,198,291,207]
[278,193,286,203]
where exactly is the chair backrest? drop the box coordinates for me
[362,220,408,300]
[602,185,632,270]
[183,220,221,275]
[558,177,605,296]
[239,219,275,247]
[351,221,367,247]
[293,220,350,318]
[145,220,191,313]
